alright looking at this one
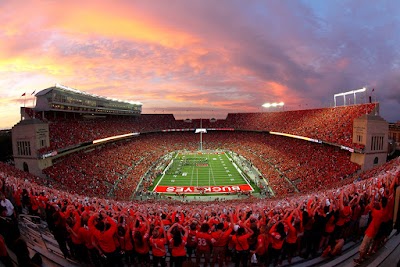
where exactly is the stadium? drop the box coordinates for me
[1,84,399,267]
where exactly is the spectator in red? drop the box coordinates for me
[282,208,301,265]
[89,212,120,266]
[50,205,70,259]
[320,204,335,250]
[268,220,287,267]
[116,215,134,266]
[66,208,86,261]
[149,221,167,267]
[195,223,214,267]
[231,224,254,267]
[185,222,198,261]
[78,214,101,266]
[334,190,352,241]
[167,222,188,267]
[132,213,151,267]
[372,175,397,251]
[250,224,269,267]
[354,198,384,265]
[211,222,233,267]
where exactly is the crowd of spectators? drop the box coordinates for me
[0,154,399,267]
[30,103,375,154]
[41,131,360,200]
[224,104,377,148]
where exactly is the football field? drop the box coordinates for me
[153,151,253,194]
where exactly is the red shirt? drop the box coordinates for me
[336,206,352,226]
[196,232,213,252]
[38,195,48,208]
[71,212,82,245]
[187,229,198,247]
[365,208,384,238]
[255,234,269,255]
[286,222,297,244]
[78,226,94,249]
[171,212,185,223]
[269,227,285,250]
[211,228,232,247]
[150,237,167,257]
[325,215,335,233]
[89,216,117,253]
[118,228,134,251]
[232,233,252,251]
[208,217,219,227]
[383,196,395,222]
[30,195,39,211]
[169,236,187,257]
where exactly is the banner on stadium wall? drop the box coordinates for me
[269,131,322,143]
[41,150,58,159]
[161,128,234,132]
[161,129,195,132]
[154,184,253,194]
[340,145,354,152]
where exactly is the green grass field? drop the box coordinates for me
[153,151,253,194]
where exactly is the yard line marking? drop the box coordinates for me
[209,168,211,187]
[224,152,255,191]
[209,154,217,186]
[153,152,178,190]
[190,160,195,186]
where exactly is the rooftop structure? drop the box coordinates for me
[33,83,142,116]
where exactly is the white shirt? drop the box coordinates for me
[0,198,14,217]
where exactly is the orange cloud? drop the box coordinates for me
[263,81,289,99]
[48,4,198,48]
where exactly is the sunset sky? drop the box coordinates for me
[1,0,399,129]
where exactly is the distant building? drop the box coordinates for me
[28,83,142,119]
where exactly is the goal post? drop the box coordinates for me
[195,128,207,151]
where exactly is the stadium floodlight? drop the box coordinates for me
[334,87,366,107]
[262,102,284,108]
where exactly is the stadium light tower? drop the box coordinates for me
[334,87,366,107]
[262,102,284,111]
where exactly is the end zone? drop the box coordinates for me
[154,184,253,194]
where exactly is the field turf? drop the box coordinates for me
[153,151,253,194]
